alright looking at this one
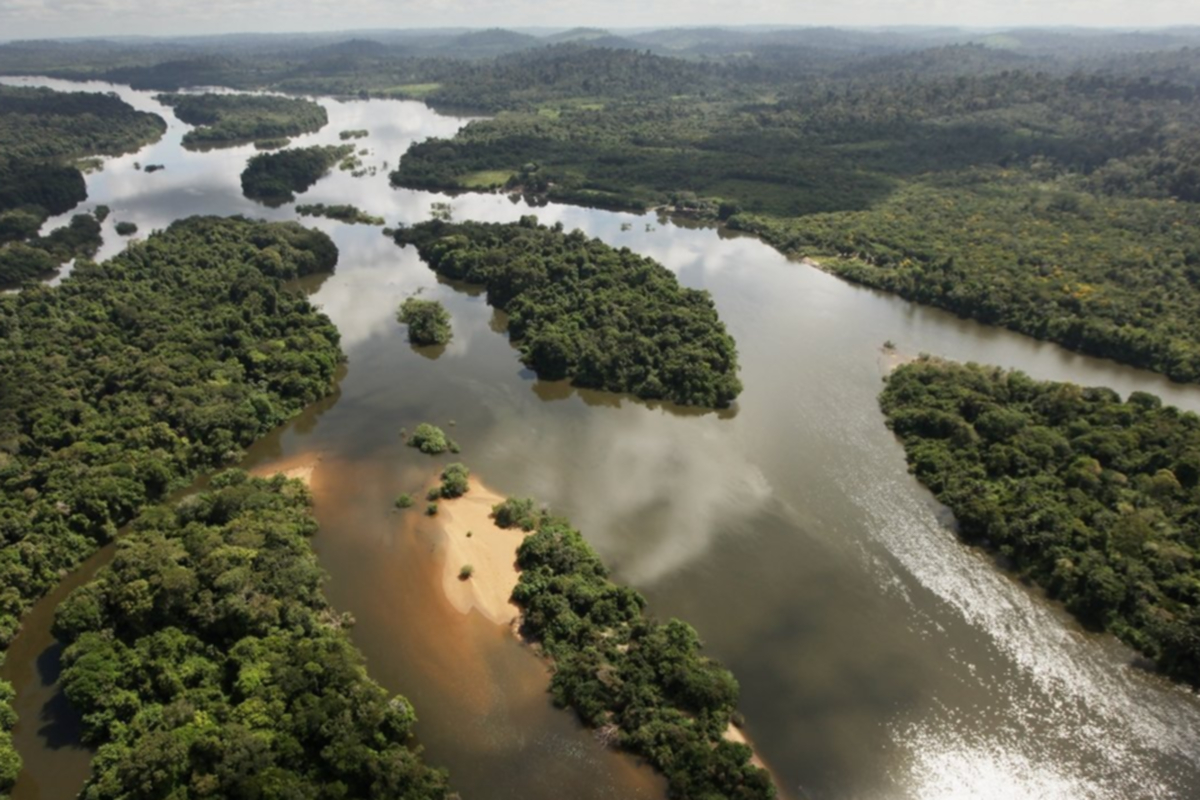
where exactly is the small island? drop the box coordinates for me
[240,144,353,205]
[394,217,742,408]
[339,128,369,140]
[114,220,138,236]
[157,92,328,148]
[397,297,452,345]
[882,357,1200,686]
[295,203,385,225]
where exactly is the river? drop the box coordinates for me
[2,75,1200,800]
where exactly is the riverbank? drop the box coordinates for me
[250,451,325,489]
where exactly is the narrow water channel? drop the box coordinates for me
[3,75,1200,800]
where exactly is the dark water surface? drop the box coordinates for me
[3,76,1200,800]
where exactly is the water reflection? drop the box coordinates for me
[4,74,1200,800]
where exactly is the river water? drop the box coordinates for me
[3,75,1200,800]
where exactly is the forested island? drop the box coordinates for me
[397,297,452,345]
[882,358,1200,684]
[497,499,775,798]
[0,216,343,789]
[0,85,164,284]
[157,92,328,148]
[53,471,449,799]
[295,202,385,225]
[240,144,353,204]
[395,218,742,408]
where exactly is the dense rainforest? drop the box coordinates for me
[882,359,1200,684]
[0,216,343,792]
[499,501,775,798]
[240,144,353,204]
[52,470,449,800]
[395,217,742,408]
[0,84,165,284]
[382,46,1200,383]
[156,92,328,148]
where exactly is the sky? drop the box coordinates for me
[1,0,1198,41]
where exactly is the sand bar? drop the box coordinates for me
[434,476,529,626]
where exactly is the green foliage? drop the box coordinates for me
[491,497,542,532]
[394,493,415,509]
[53,473,449,800]
[882,358,1200,685]
[407,423,456,455]
[114,220,137,236]
[397,297,452,346]
[511,510,774,799]
[438,463,470,499]
[340,129,369,140]
[0,668,18,798]
[295,203,385,225]
[157,92,327,148]
[0,84,165,167]
[0,84,164,267]
[93,205,110,222]
[459,564,474,579]
[253,137,289,150]
[395,218,743,408]
[426,502,439,516]
[240,145,353,205]
[0,242,59,286]
[0,216,342,655]
[737,175,1200,383]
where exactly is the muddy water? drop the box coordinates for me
[4,74,1200,800]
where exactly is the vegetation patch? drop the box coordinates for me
[882,357,1200,685]
[295,203,384,225]
[157,92,328,148]
[395,217,742,408]
[406,423,459,455]
[397,297,452,345]
[240,144,353,205]
[53,471,449,799]
[504,505,775,798]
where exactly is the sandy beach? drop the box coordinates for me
[433,476,530,626]
[250,451,324,489]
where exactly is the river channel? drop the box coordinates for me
[3,75,1200,800]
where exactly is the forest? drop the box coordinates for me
[0,216,343,791]
[882,358,1200,684]
[240,145,353,204]
[156,92,328,147]
[0,84,165,284]
[502,502,775,798]
[395,217,742,408]
[52,470,449,799]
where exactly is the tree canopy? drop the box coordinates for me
[241,145,353,205]
[157,92,328,148]
[54,470,450,800]
[395,217,743,408]
[882,358,1200,684]
[396,297,452,346]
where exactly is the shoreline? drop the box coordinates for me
[249,451,325,490]
[431,476,530,627]
[428,477,784,795]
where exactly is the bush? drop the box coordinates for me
[459,564,474,580]
[439,463,470,499]
[394,493,414,509]
[426,502,439,516]
[115,220,137,236]
[491,497,541,531]
[407,423,457,455]
[397,297,452,345]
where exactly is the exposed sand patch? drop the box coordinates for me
[250,451,324,489]
[434,476,529,626]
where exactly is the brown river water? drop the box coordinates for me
[2,75,1200,800]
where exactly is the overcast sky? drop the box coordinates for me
[2,0,1198,41]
